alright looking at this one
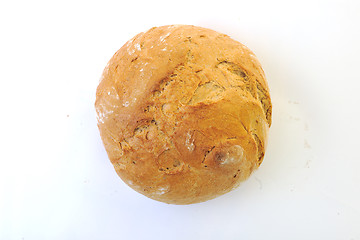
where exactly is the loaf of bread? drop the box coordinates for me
[95,25,272,204]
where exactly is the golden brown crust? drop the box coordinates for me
[95,25,272,204]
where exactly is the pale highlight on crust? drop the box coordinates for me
[95,25,272,204]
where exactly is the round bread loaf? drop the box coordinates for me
[95,25,272,204]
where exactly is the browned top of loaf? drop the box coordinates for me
[95,25,272,204]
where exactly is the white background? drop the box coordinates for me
[1,0,360,239]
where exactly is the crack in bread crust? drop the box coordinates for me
[216,60,272,126]
[251,133,265,166]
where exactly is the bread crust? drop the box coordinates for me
[95,25,272,204]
